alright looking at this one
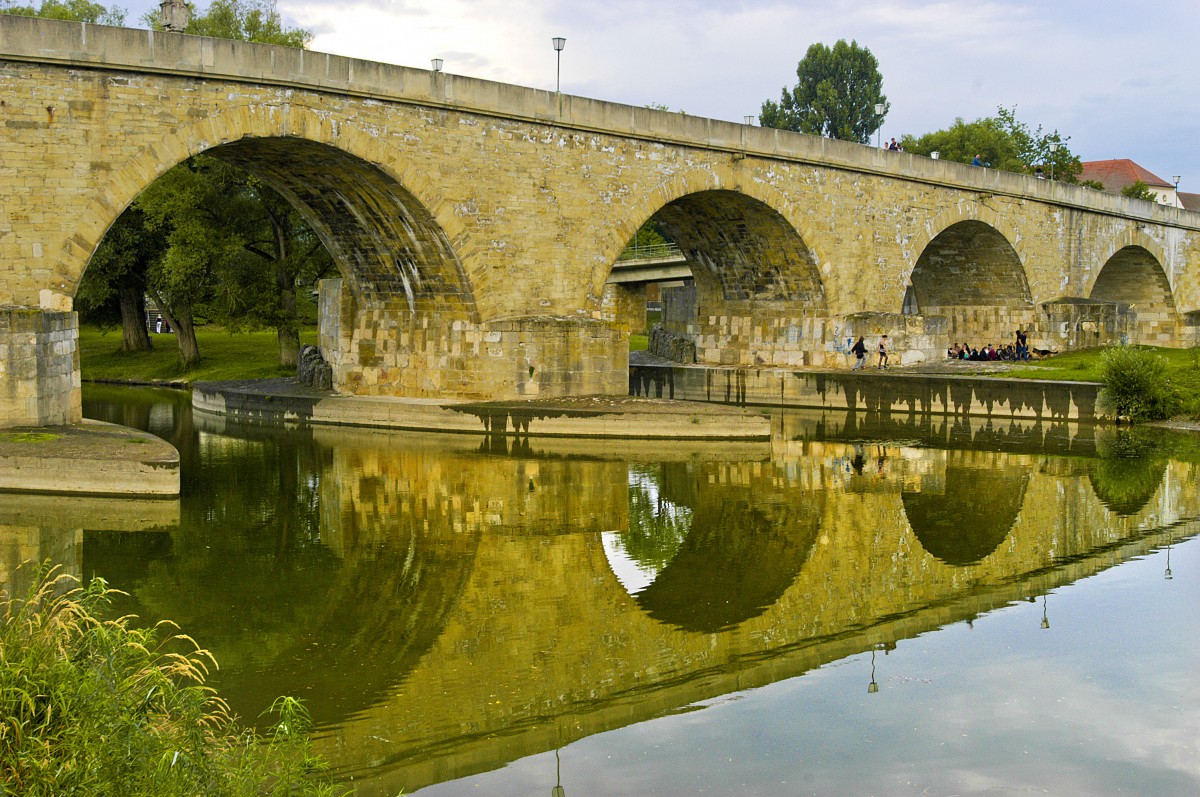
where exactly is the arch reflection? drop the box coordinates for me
[902,465,1030,565]
[608,462,822,633]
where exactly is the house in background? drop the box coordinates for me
[1079,159,1181,206]
[1178,191,1200,212]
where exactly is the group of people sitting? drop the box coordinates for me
[949,329,1033,362]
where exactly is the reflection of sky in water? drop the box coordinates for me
[601,531,655,595]
[601,469,693,596]
[416,535,1200,797]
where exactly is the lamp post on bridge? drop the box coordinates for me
[552,37,566,93]
[1048,141,1059,180]
[874,103,884,148]
[1174,175,1181,207]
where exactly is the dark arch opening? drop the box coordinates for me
[902,465,1029,565]
[209,137,473,316]
[908,221,1030,310]
[617,190,826,368]
[1089,245,1177,345]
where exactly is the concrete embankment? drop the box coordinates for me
[629,360,1107,422]
[0,421,179,496]
[191,379,773,439]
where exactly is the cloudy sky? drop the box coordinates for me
[119,0,1198,190]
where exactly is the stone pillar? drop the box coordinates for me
[600,283,647,334]
[0,307,81,428]
[317,279,628,400]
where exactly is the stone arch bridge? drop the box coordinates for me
[2,16,1199,426]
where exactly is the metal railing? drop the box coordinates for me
[616,241,684,262]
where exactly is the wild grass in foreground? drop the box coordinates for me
[79,325,318,384]
[0,564,346,797]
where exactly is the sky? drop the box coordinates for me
[116,0,1199,191]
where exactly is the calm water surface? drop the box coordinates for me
[25,385,1200,795]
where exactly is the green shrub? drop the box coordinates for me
[0,564,345,797]
[1097,345,1180,422]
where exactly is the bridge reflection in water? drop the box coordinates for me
[8,386,1196,795]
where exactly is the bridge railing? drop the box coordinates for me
[617,242,683,262]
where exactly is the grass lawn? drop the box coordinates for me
[79,325,317,384]
[1003,345,1200,418]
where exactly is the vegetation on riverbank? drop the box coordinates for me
[1004,346,1200,420]
[79,324,317,384]
[0,565,344,796]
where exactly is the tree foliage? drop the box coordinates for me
[1098,345,1180,422]
[1121,179,1159,202]
[0,0,124,24]
[759,40,887,144]
[900,106,1083,182]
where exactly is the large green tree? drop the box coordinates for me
[759,40,888,144]
[76,206,165,353]
[900,106,1083,182]
[0,0,124,24]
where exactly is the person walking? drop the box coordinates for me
[851,336,867,370]
[877,335,889,369]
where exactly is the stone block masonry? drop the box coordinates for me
[2,16,1200,423]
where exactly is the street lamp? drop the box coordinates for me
[874,102,885,148]
[1173,175,1181,207]
[552,37,566,93]
[745,115,755,126]
[431,58,443,73]
[1048,141,1059,180]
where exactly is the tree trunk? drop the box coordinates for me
[270,211,300,368]
[151,292,201,368]
[118,287,153,352]
[172,313,201,368]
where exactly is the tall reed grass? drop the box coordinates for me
[0,563,346,796]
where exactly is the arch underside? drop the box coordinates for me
[650,190,829,367]
[907,220,1033,346]
[210,137,475,320]
[1088,246,1178,345]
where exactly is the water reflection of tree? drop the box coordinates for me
[620,465,693,573]
[1088,428,1169,517]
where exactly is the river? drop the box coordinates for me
[19,384,1196,795]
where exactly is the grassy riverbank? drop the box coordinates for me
[79,325,318,384]
[1001,346,1200,418]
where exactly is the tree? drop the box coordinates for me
[139,0,312,47]
[0,0,124,24]
[1121,180,1159,202]
[901,106,1083,182]
[75,206,165,352]
[759,40,887,144]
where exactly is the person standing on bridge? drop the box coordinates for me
[851,336,867,370]
[877,335,889,369]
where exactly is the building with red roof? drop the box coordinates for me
[1079,159,1181,206]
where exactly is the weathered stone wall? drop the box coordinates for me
[0,307,79,427]
[3,16,1200,417]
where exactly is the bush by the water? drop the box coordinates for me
[1098,345,1180,422]
[0,565,345,796]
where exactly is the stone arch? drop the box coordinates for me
[57,101,480,320]
[1085,240,1179,346]
[903,211,1033,348]
[591,168,831,308]
[598,169,834,366]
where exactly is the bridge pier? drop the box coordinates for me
[318,280,628,399]
[0,307,81,428]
